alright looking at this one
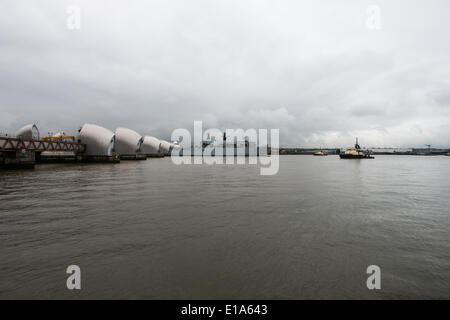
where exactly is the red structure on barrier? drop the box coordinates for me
[0,137,85,153]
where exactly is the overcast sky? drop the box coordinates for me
[1,0,449,147]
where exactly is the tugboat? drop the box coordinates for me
[339,138,374,159]
[313,150,328,156]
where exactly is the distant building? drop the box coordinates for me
[370,148,413,154]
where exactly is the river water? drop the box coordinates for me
[0,155,449,299]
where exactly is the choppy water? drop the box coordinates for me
[0,155,449,299]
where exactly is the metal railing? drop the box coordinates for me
[0,136,85,153]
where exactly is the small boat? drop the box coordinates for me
[339,138,374,159]
[313,150,327,156]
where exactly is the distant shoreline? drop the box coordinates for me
[278,148,450,155]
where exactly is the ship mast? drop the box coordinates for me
[355,137,360,150]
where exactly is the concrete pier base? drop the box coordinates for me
[0,150,35,169]
[78,155,120,163]
[120,154,147,160]
[146,153,164,158]
[36,152,77,163]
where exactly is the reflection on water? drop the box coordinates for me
[0,156,449,299]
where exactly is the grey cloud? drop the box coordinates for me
[1,0,450,148]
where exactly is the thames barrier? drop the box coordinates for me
[0,123,174,169]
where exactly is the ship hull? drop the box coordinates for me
[339,154,374,159]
